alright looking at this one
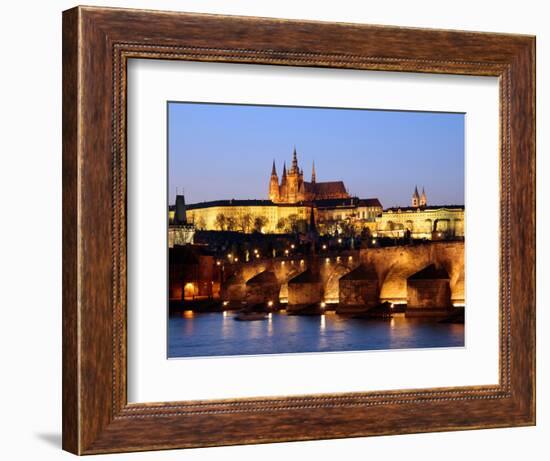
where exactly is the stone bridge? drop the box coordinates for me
[221,241,464,309]
[222,250,360,304]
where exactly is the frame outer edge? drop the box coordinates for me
[510,37,536,423]
[62,6,536,454]
[62,6,81,455]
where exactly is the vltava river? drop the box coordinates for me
[168,311,464,358]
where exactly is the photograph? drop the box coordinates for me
[167,102,466,358]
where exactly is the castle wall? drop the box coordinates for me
[183,203,461,238]
[375,208,464,239]
[187,205,308,233]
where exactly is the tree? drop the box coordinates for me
[238,213,253,233]
[361,226,372,239]
[339,219,356,238]
[276,217,288,233]
[215,213,226,231]
[226,216,237,231]
[253,215,268,233]
[196,216,206,230]
[287,214,299,234]
[319,218,338,236]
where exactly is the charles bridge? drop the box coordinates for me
[221,241,464,314]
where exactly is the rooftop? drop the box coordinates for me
[384,204,464,213]
[179,196,383,210]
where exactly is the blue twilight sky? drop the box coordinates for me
[168,102,464,209]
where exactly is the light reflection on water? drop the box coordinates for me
[168,311,464,358]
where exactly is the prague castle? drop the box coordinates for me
[169,147,464,240]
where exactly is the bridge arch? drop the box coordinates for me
[322,262,354,303]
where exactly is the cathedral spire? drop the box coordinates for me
[281,162,287,185]
[412,185,420,208]
[291,146,298,173]
[269,160,279,202]
[420,187,427,207]
[311,160,316,183]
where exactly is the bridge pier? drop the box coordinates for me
[337,264,379,313]
[406,264,453,317]
[287,269,322,312]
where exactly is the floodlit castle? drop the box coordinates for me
[269,147,350,204]
[169,147,464,240]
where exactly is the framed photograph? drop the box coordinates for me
[62,6,535,454]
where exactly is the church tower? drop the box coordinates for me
[311,161,316,184]
[420,187,427,207]
[269,160,280,202]
[412,185,420,208]
[286,146,304,203]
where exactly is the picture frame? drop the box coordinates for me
[62,5,535,455]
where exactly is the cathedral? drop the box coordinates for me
[269,148,350,204]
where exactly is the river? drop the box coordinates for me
[168,310,464,358]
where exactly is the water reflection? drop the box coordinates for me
[267,313,273,336]
[168,311,464,358]
[221,310,232,339]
